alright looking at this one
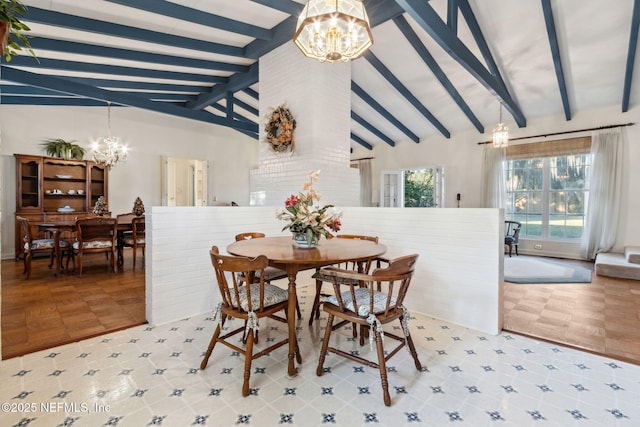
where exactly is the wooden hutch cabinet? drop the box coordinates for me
[14,154,109,258]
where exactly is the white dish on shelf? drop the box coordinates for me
[57,206,75,212]
[68,190,77,195]
[55,174,73,179]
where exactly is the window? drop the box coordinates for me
[505,154,590,239]
[380,168,444,207]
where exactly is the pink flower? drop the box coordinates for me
[285,195,300,207]
[327,218,342,232]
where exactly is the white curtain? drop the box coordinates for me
[581,128,624,260]
[480,145,505,208]
[358,159,373,207]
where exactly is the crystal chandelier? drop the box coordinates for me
[293,0,373,63]
[92,101,127,169]
[492,101,509,148]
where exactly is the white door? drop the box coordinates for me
[380,170,403,207]
[162,156,209,206]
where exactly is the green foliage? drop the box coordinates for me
[41,139,86,160]
[404,169,435,207]
[1,0,37,62]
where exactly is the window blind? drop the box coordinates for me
[506,136,591,160]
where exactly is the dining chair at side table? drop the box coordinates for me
[309,234,387,326]
[69,217,117,276]
[121,216,145,269]
[200,246,301,396]
[505,220,521,257]
[316,254,422,406]
[16,216,71,279]
[235,232,301,319]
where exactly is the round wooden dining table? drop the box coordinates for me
[227,235,387,376]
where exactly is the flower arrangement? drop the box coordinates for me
[276,171,342,247]
[264,105,296,153]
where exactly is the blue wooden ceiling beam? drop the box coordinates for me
[1,67,258,133]
[623,0,640,112]
[232,97,258,117]
[242,88,259,101]
[25,7,245,58]
[350,132,374,151]
[244,16,297,60]
[187,63,259,110]
[105,0,273,40]
[210,102,258,139]
[366,0,406,27]
[352,81,419,143]
[394,15,483,133]
[61,77,213,93]
[397,0,526,127]
[447,0,459,32]
[541,0,571,121]
[0,85,196,101]
[364,51,450,138]
[30,37,248,74]
[351,111,395,147]
[249,0,303,15]
[6,56,228,84]
[456,0,510,97]
[0,96,106,106]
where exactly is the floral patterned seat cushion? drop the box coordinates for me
[231,283,288,312]
[25,239,69,251]
[122,235,145,245]
[325,288,397,317]
[72,240,113,250]
[312,270,359,285]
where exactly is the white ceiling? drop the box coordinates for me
[1,0,637,150]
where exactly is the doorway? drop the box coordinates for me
[161,156,209,206]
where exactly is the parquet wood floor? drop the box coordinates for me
[1,250,146,360]
[503,256,640,365]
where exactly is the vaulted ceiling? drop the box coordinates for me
[1,0,638,150]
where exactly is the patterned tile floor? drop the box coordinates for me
[1,284,639,427]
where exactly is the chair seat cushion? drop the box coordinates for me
[73,240,113,250]
[26,239,69,250]
[233,283,288,312]
[325,288,396,317]
[312,270,360,285]
[264,266,287,281]
[505,236,516,244]
[122,236,145,245]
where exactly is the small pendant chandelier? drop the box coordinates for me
[293,0,373,63]
[492,100,509,148]
[91,101,128,169]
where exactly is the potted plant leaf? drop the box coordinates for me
[0,0,37,62]
[41,139,86,160]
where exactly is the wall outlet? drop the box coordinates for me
[534,244,543,250]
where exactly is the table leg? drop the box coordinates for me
[53,230,62,276]
[286,270,300,376]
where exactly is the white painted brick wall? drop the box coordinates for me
[252,42,359,207]
[147,206,503,335]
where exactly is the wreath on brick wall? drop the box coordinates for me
[264,105,296,153]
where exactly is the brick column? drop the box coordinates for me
[250,42,359,207]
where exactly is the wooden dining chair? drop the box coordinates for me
[235,232,301,319]
[200,246,301,396]
[309,234,386,326]
[316,254,422,406]
[505,220,521,257]
[121,216,145,269]
[69,217,117,276]
[16,216,71,279]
